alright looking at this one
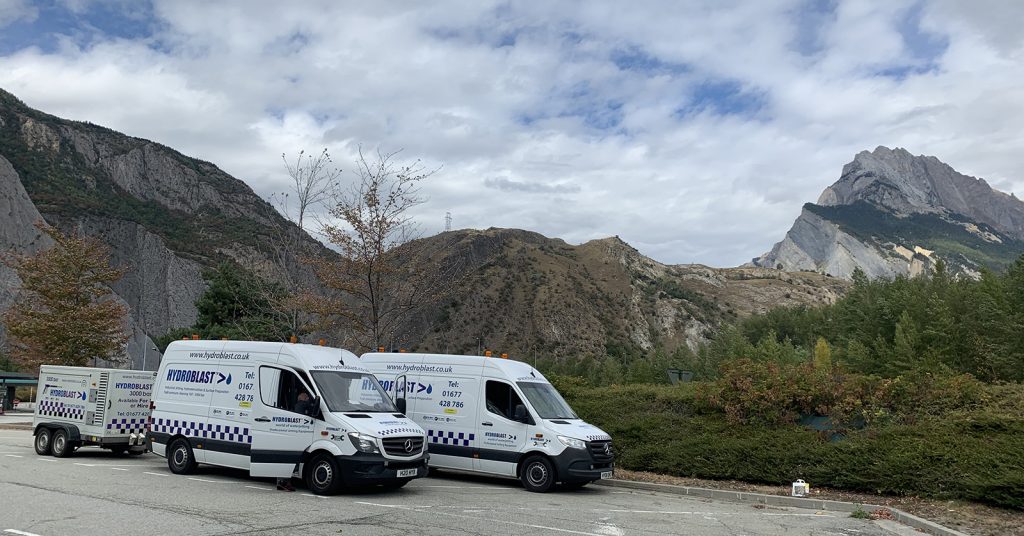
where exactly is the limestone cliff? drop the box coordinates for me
[754,147,1024,279]
[0,89,328,368]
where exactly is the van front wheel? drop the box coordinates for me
[167,438,197,474]
[305,453,342,495]
[520,455,555,493]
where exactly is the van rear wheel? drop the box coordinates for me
[51,429,73,458]
[305,453,342,495]
[35,428,53,456]
[520,455,555,493]
[167,438,197,474]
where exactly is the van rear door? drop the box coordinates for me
[250,366,317,478]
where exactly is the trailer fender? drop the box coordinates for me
[35,422,82,443]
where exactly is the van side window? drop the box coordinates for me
[259,367,313,416]
[485,380,525,421]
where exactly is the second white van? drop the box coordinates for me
[149,340,429,494]
[359,352,614,492]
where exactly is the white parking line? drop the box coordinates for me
[302,494,329,499]
[111,468,129,471]
[3,454,24,458]
[244,485,271,491]
[143,472,168,477]
[36,459,56,463]
[5,529,44,536]
[187,477,221,483]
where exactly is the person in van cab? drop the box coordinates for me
[294,391,315,417]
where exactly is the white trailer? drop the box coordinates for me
[32,365,156,457]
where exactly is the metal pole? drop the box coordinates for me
[143,345,147,371]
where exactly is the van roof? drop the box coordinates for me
[359,352,548,382]
[165,340,360,364]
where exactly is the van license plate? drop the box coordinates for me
[600,471,613,479]
[397,468,417,478]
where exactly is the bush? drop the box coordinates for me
[561,381,1024,510]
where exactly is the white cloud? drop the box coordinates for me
[0,0,1022,267]
[0,0,37,28]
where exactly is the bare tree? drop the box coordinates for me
[281,148,342,230]
[307,147,457,351]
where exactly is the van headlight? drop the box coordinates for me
[557,436,586,450]
[348,432,380,453]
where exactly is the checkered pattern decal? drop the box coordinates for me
[380,427,421,436]
[586,434,611,441]
[106,418,147,435]
[37,400,85,420]
[151,418,253,444]
[428,429,474,446]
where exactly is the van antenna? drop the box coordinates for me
[339,351,346,366]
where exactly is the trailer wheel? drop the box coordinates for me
[305,452,342,495]
[51,429,73,458]
[519,455,555,493]
[34,428,53,456]
[167,438,197,474]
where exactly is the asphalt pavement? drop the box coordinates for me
[0,429,908,536]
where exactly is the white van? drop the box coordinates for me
[149,340,428,494]
[359,352,614,492]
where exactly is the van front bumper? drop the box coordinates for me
[552,449,614,483]
[335,452,429,485]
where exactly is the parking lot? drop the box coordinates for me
[0,429,906,535]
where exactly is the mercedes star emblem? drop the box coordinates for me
[404,438,414,452]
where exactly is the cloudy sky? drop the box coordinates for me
[1,0,1022,266]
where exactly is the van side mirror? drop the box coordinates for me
[513,404,529,423]
[396,398,407,415]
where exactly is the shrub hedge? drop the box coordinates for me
[552,378,1024,510]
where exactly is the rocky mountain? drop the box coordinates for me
[753,146,1024,279]
[385,228,847,359]
[0,89,328,368]
[0,88,849,366]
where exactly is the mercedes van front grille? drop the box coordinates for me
[588,440,614,463]
[382,436,424,457]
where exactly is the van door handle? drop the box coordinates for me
[481,422,493,426]
[254,417,271,423]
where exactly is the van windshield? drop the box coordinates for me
[517,382,578,420]
[311,371,397,413]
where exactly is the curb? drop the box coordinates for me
[594,479,970,536]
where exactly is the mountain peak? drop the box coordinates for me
[756,147,1024,279]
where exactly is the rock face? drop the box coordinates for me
[0,88,329,368]
[392,228,848,359]
[820,147,1024,238]
[754,147,1024,279]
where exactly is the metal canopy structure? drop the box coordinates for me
[0,370,38,410]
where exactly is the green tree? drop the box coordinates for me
[813,337,832,370]
[157,263,292,349]
[2,223,128,369]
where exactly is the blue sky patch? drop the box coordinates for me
[0,0,158,55]
[790,0,838,56]
[611,46,690,75]
[675,78,767,119]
